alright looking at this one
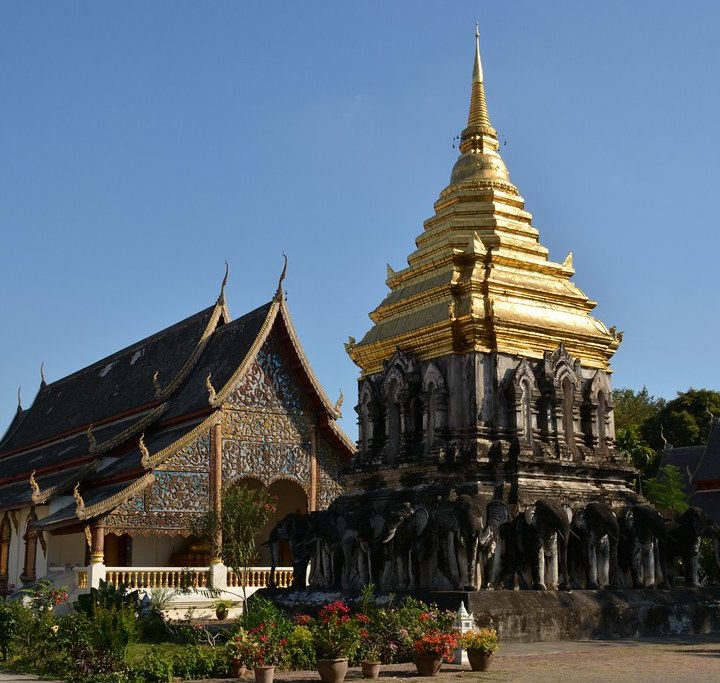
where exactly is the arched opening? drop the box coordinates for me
[266,479,309,566]
[597,391,607,450]
[561,377,575,451]
[387,379,401,461]
[521,379,533,444]
[425,383,436,455]
[0,514,10,593]
[21,511,38,584]
[359,392,371,456]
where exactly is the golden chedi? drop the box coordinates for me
[345,28,634,507]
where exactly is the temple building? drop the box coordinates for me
[344,29,636,509]
[0,269,353,596]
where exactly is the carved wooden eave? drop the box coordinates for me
[30,461,98,505]
[76,472,156,522]
[155,299,228,400]
[140,412,222,470]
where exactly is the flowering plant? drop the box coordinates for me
[21,579,68,611]
[248,621,288,667]
[413,630,459,661]
[459,628,499,653]
[311,601,362,660]
[228,627,256,667]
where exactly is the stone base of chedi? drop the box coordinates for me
[260,587,720,643]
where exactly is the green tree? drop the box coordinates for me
[191,484,276,602]
[612,387,665,432]
[642,465,689,513]
[615,425,658,493]
[642,388,720,451]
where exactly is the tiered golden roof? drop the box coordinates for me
[349,28,621,376]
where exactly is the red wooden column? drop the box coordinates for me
[90,517,105,565]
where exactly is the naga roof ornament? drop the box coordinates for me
[274,253,288,302]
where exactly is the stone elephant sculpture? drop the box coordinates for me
[619,504,668,588]
[376,501,433,591]
[664,506,718,587]
[570,501,620,589]
[505,499,572,591]
[435,493,509,590]
[267,510,339,589]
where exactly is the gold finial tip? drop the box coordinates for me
[472,24,483,84]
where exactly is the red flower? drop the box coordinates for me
[356,614,370,624]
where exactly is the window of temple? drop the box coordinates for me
[0,514,10,591]
[521,379,533,444]
[561,377,575,449]
[386,379,401,460]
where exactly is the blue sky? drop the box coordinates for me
[1,1,719,438]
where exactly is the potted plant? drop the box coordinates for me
[312,601,362,683]
[459,628,499,672]
[214,598,235,620]
[248,621,288,683]
[228,627,254,677]
[357,613,381,679]
[413,629,459,677]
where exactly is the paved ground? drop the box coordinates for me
[1,634,719,682]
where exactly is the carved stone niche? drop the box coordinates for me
[379,349,421,463]
[543,345,584,460]
[356,378,385,461]
[584,370,614,454]
[421,362,449,457]
[508,358,541,452]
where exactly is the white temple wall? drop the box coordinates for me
[131,535,177,567]
[47,531,84,569]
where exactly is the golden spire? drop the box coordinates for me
[466,23,492,131]
[450,25,510,187]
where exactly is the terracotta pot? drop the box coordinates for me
[216,608,229,620]
[361,661,381,679]
[467,650,495,672]
[232,659,247,677]
[317,657,349,683]
[254,665,275,683]
[414,655,442,677]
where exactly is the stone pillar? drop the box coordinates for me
[309,423,318,512]
[211,421,223,564]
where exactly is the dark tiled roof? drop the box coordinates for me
[163,302,272,420]
[0,305,218,454]
[89,420,204,483]
[0,465,88,511]
[690,490,720,524]
[660,446,705,497]
[692,418,720,482]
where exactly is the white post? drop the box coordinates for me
[87,562,106,589]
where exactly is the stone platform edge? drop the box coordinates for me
[257,587,720,643]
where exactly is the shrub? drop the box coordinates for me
[311,601,362,661]
[0,601,18,660]
[413,630,458,661]
[459,627,499,653]
[75,579,140,618]
[90,603,140,655]
[285,624,316,670]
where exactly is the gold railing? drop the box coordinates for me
[76,570,88,589]
[226,567,293,589]
[105,568,209,589]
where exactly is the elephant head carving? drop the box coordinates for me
[620,504,668,588]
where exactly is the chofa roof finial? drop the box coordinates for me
[139,433,151,468]
[40,362,47,389]
[16,386,22,412]
[274,253,288,302]
[218,260,230,303]
[29,470,41,499]
[73,482,85,516]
